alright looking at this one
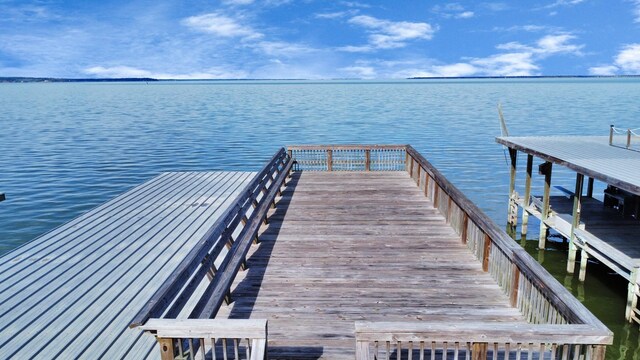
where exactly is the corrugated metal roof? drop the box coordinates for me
[0,171,254,359]
[496,136,640,195]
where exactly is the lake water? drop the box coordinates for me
[0,79,639,358]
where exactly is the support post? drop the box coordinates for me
[157,337,175,360]
[472,343,488,360]
[327,149,333,171]
[507,149,518,230]
[626,266,639,322]
[609,125,614,145]
[539,162,552,249]
[627,129,632,149]
[521,154,533,236]
[579,247,589,281]
[567,173,584,274]
[586,177,594,198]
[365,149,371,171]
[355,341,371,360]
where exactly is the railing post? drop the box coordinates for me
[627,129,632,149]
[482,234,491,272]
[592,345,607,360]
[472,343,488,360]
[355,340,371,360]
[157,337,174,360]
[327,149,333,171]
[365,149,371,171]
[510,265,520,307]
[609,125,614,145]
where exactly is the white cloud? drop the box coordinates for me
[346,15,435,50]
[84,65,248,79]
[355,33,582,78]
[182,13,262,40]
[631,0,640,22]
[588,65,618,76]
[340,66,376,78]
[615,44,640,72]
[252,41,317,57]
[315,10,358,19]
[496,34,583,57]
[432,3,475,19]
[543,0,584,9]
[470,52,539,76]
[586,43,640,75]
[341,1,371,8]
[222,0,254,5]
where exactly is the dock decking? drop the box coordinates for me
[0,171,254,359]
[218,171,525,358]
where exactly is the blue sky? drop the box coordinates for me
[1,0,640,79]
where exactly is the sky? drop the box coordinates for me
[1,0,640,79]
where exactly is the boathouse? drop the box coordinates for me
[497,132,640,325]
[0,145,612,359]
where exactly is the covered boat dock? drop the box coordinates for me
[496,135,640,324]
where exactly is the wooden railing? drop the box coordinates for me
[131,148,293,360]
[287,145,406,171]
[355,322,609,360]
[142,319,266,360]
[353,146,612,360]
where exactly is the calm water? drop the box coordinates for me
[1,79,639,358]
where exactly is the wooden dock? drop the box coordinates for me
[0,171,254,359]
[134,145,611,360]
[0,145,612,359]
[496,135,640,324]
[218,171,524,358]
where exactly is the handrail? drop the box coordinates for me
[355,321,611,360]
[287,144,407,151]
[405,145,609,331]
[130,148,291,327]
[288,144,407,171]
[143,319,267,360]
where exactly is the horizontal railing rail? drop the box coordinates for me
[142,319,267,360]
[356,321,610,360]
[287,144,407,171]
[132,148,293,360]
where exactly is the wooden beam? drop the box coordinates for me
[508,148,518,229]
[521,155,533,236]
[365,149,371,171]
[157,337,174,360]
[567,173,584,274]
[327,149,333,171]
[586,177,594,198]
[539,162,552,250]
[472,343,488,360]
[626,267,639,322]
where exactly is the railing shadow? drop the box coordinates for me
[227,171,325,359]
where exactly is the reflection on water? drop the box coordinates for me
[519,235,640,360]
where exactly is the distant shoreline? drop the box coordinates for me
[1,75,639,83]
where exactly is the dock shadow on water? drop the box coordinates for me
[517,235,640,360]
[227,172,325,359]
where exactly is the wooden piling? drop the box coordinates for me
[521,154,533,236]
[507,149,518,230]
[539,162,552,250]
[567,173,584,274]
